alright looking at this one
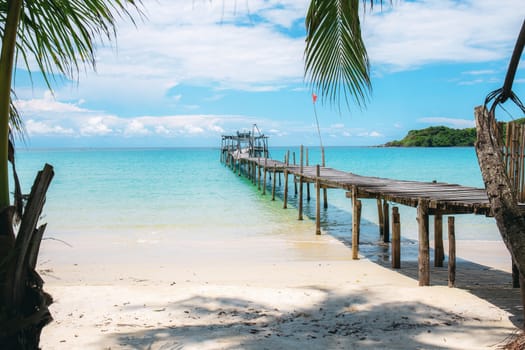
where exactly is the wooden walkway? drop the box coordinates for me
[221,149,494,287]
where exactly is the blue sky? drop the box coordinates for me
[12,0,525,148]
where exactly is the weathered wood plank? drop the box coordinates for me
[418,200,430,286]
[392,207,401,269]
[448,216,456,288]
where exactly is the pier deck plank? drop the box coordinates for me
[245,156,491,216]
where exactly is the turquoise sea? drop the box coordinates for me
[12,146,499,262]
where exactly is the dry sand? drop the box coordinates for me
[38,225,521,349]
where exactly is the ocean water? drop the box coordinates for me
[12,146,500,261]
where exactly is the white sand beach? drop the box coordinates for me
[38,224,521,350]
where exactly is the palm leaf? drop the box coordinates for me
[9,90,25,142]
[305,0,387,109]
[0,0,145,85]
[15,0,144,85]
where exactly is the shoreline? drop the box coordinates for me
[39,224,521,349]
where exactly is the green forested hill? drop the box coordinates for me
[385,126,476,147]
[385,118,525,147]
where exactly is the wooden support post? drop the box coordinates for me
[392,206,401,268]
[283,151,290,208]
[293,152,297,195]
[377,199,384,240]
[298,145,304,220]
[283,170,289,208]
[306,148,311,201]
[448,216,456,288]
[434,213,444,267]
[272,165,277,201]
[257,159,261,191]
[238,159,242,177]
[383,200,390,243]
[253,161,257,185]
[262,159,267,195]
[316,165,321,235]
[417,200,430,286]
[351,188,362,260]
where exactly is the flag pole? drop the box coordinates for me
[312,93,325,166]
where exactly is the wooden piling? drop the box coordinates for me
[306,148,311,201]
[377,199,384,240]
[252,161,257,185]
[272,165,277,201]
[262,158,267,195]
[293,152,297,195]
[316,164,321,235]
[298,145,304,220]
[417,200,430,286]
[283,151,289,208]
[352,187,362,260]
[257,158,261,190]
[283,169,289,208]
[322,147,328,208]
[392,206,400,268]
[383,200,390,243]
[448,216,456,288]
[434,213,444,267]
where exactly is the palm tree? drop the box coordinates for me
[0,1,142,347]
[304,0,525,326]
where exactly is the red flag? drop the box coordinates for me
[312,93,318,103]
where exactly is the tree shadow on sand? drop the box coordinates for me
[102,289,514,349]
[293,191,523,328]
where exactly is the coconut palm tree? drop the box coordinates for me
[304,0,525,326]
[0,1,142,347]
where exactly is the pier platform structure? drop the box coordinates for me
[221,144,497,288]
[220,124,269,162]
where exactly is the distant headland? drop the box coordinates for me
[385,119,525,147]
[384,126,476,147]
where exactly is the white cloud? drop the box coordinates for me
[463,70,497,76]
[25,120,74,136]
[15,90,87,114]
[125,120,150,136]
[330,123,345,129]
[80,117,114,136]
[418,117,475,128]
[363,0,525,70]
[357,131,383,137]
[92,0,306,91]
[16,93,258,139]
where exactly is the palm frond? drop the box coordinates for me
[305,0,371,109]
[9,89,25,143]
[6,0,144,87]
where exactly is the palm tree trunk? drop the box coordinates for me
[474,106,525,327]
[0,0,23,211]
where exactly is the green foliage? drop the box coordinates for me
[304,0,371,109]
[385,126,477,147]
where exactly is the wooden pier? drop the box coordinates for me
[220,144,496,287]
